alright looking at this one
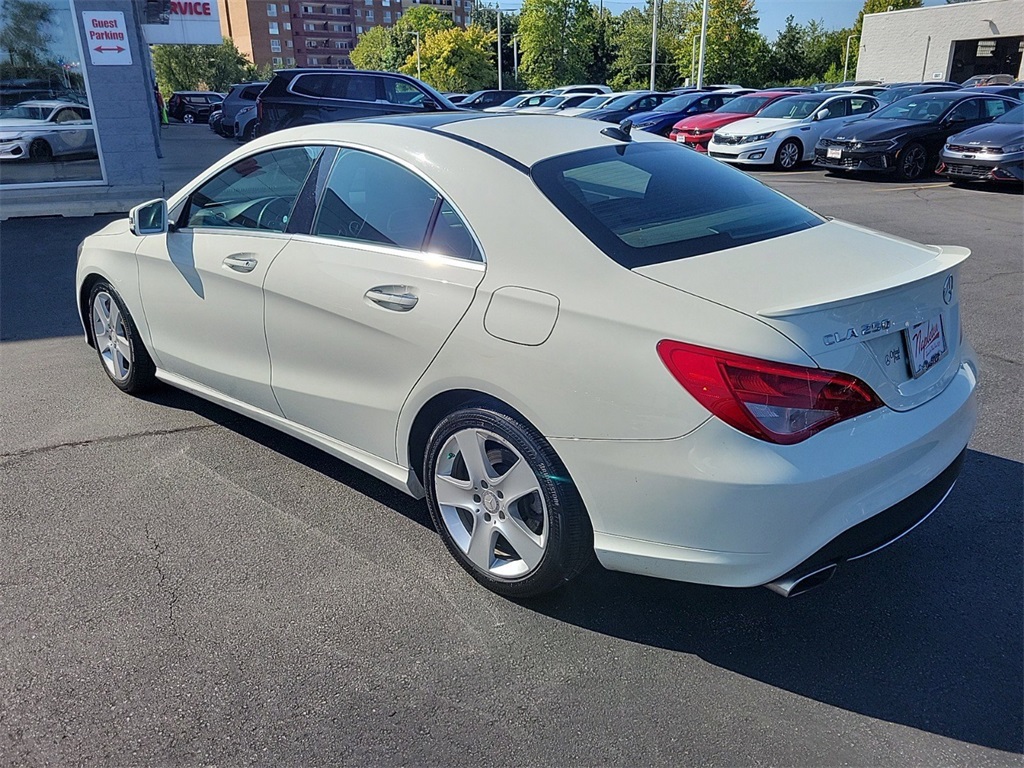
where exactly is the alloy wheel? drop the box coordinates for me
[900,144,927,180]
[91,290,132,382]
[777,140,800,169]
[433,428,548,579]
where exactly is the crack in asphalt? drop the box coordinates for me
[0,424,218,463]
[144,522,180,633]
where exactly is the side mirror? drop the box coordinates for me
[946,113,967,123]
[129,198,168,236]
[814,108,831,121]
[421,97,440,111]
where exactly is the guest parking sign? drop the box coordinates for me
[82,12,133,65]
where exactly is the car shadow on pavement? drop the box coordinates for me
[520,448,1023,755]
[140,385,434,531]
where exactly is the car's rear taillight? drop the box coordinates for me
[657,340,884,445]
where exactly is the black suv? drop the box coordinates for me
[167,91,225,124]
[257,70,458,135]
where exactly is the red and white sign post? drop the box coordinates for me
[82,12,133,65]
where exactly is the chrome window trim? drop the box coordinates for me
[288,230,486,271]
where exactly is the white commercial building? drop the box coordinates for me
[857,0,1024,83]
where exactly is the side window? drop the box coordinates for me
[242,86,262,101]
[632,97,655,112]
[326,74,379,102]
[185,146,323,232]
[983,98,1009,118]
[312,149,437,250]
[384,78,426,106]
[292,74,331,97]
[949,99,981,121]
[849,97,875,115]
[427,200,481,262]
[822,99,847,118]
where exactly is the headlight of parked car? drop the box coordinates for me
[854,138,899,151]
[744,132,775,143]
[998,143,1024,154]
[0,132,24,142]
[633,120,657,130]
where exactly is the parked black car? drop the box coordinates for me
[256,69,458,135]
[166,91,224,124]
[875,83,960,105]
[958,85,1024,102]
[813,91,1021,180]
[458,90,523,109]
[938,103,1024,184]
[581,92,673,124]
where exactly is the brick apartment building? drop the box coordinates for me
[218,0,476,70]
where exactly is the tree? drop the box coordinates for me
[518,0,598,89]
[848,0,922,75]
[400,26,496,91]
[767,15,804,85]
[608,0,688,91]
[801,20,849,83]
[673,0,769,87]
[0,0,52,68]
[349,25,405,71]
[152,38,257,94]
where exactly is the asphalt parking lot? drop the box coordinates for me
[1,124,1021,766]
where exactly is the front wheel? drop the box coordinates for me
[88,281,156,394]
[29,139,52,161]
[896,142,928,181]
[181,112,196,125]
[774,138,802,170]
[424,406,593,598]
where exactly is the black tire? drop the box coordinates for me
[182,112,196,124]
[28,138,52,162]
[895,141,928,181]
[242,122,256,142]
[773,138,802,170]
[87,281,157,394]
[424,405,593,598]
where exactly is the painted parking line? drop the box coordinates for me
[879,183,950,192]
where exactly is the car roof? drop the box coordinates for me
[260,112,664,170]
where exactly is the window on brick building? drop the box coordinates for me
[269,21,279,33]
[270,38,281,51]
[365,9,373,20]
[267,3,277,15]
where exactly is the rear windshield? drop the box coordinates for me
[531,142,822,268]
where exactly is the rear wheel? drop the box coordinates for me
[774,139,802,170]
[88,281,156,394]
[895,142,928,181]
[424,406,593,598]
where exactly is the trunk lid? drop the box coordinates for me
[634,220,968,411]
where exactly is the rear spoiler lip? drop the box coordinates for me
[757,245,970,319]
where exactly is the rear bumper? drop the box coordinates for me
[551,355,978,588]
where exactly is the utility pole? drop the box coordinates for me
[649,0,659,90]
[513,34,519,83]
[497,7,503,91]
[406,30,421,80]
[696,0,709,89]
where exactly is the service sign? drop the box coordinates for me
[143,0,221,44]
[83,12,133,65]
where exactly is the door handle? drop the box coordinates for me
[365,286,418,312]
[223,254,258,273]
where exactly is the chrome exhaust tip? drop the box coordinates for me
[765,563,838,598]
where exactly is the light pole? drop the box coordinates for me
[696,0,710,89]
[406,30,421,80]
[512,33,520,84]
[497,6,503,91]
[843,34,859,82]
[649,0,659,90]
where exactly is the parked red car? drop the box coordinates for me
[669,90,803,151]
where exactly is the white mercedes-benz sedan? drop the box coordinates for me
[76,114,978,599]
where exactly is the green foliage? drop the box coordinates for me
[518,0,598,89]
[608,0,688,91]
[0,0,52,67]
[396,5,456,36]
[762,15,849,86]
[152,38,257,94]
[673,0,767,87]
[349,25,405,71]
[400,25,496,91]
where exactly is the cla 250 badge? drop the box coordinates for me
[823,319,892,346]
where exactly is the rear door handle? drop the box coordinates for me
[365,286,418,312]
[223,254,258,273]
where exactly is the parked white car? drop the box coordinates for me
[76,114,977,599]
[482,93,552,113]
[0,100,96,161]
[709,92,879,169]
[516,94,594,115]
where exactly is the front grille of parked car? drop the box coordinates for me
[818,138,854,148]
[947,144,1003,154]
[943,163,991,178]
[815,154,859,169]
[713,135,747,146]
